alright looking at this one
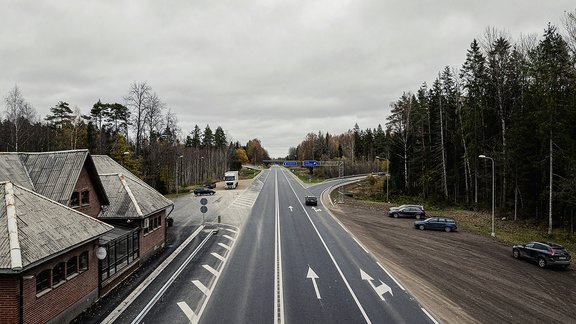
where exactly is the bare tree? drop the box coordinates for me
[562,9,576,56]
[125,81,152,155]
[4,85,36,151]
[144,92,165,141]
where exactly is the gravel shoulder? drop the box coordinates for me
[326,198,576,324]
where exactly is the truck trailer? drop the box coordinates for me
[224,171,239,189]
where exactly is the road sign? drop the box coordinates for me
[283,161,299,167]
[200,198,208,206]
[200,205,208,214]
[303,160,318,167]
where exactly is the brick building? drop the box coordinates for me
[0,150,173,323]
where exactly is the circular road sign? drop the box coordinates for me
[200,205,208,214]
[200,198,208,206]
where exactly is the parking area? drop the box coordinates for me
[327,198,576,324]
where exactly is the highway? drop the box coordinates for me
[114,166,437,323]
[199,166,437,323]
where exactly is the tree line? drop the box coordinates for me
[290,14,576,234]
[1,81,270,194]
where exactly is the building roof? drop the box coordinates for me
[0,150,109,206]
[0,181,113,273]
[92,155,173,219]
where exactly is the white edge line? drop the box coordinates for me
[100,225,205,324]
[421,307,440,324]
[353,237,369,254]
[193,227,240,324]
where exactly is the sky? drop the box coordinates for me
[1,1,574,158]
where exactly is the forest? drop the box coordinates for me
[1,81,270,194]
[289,17,576,234]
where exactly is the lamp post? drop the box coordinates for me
[200,156,204,183]
[479,154,495,238]
[176,155,183,196]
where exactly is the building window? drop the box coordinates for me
[81,190,90,206]
[70,191,80,208]
[52,262,65,286]
[67,256,78,277]
[79,251,89,271]
[100,230,140,282]
[36,270,51,293]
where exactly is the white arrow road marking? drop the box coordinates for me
[289,206,293,212]
[360,269,393,301]
[306,266,321,299]
[192,279,210,296]
[312,207,322,212]
[177,301,198,322]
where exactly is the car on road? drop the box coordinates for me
[193,187,216,196]
[305,195,318,206]
[388,206,426,219]
[414,216,457,232]
[203,181,216,189]
[512,241,571,269]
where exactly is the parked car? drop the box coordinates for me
[414,217,457,232]
[193,187,216,196]
[203,181,216,189]
[305,195,318,206]
[512,241,571,269]
[388,206,426,219]
[389,204,425,212]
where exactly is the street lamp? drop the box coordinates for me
[176,155,183,196]
[479,154,495,238]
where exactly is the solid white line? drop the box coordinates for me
[282,173,372,324]
[202,264,219,276]
[192,279,210,296]
[223,234,235,241]
[353,237,369,254]
[100,226,205,324]
[192,229,239,324]
[130,231,216,324]
[274,169,285,324]
[218,242,231,250]
[376,262,405,291]
[211,252,225,262]
[421,307,439,324]
[177,301,198,322]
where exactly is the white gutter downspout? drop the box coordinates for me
[6,182,23,271]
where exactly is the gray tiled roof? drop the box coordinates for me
[19,150,88,205]
[0,181,113,273]
[0,153,34,190]
[92,155,173,219]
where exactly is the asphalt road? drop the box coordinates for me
[199,166,436,323]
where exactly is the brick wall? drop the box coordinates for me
[0,276,18,324]
[139,211,167,261]
[22,242,100,324]
[73,166,102,218]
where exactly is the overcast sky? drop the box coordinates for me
[1,1,574,158]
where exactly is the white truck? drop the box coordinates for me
[224,171,239,189]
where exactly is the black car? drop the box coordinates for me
[305,195,318,206]
[193,187,215,196]
[203,181,216,189]
[388,206,426,219]
[512,241,571,269]
[414,217,457,232]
